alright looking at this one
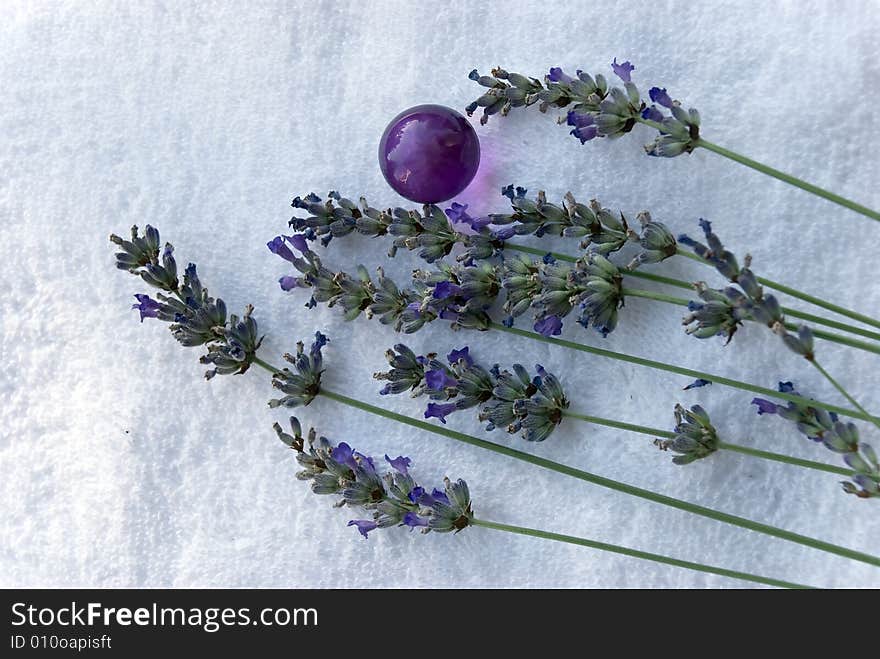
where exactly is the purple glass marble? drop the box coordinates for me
[378,104,480,204]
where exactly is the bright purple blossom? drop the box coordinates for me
[425,369,458,391]
[534,315,563,337]
[445,202,492,231]
[425,402,458,424]
[548,67,574,84]
[641,106,665,123]
[446,347,473,366]
[433,281,463,299]
[331,442,359,471]
[649,87,674,109]
[267,236,296,263]
[131,294,161,322]
[751,398,779,415]
[684,378,712,390]
[286,233,311,254]
[566,111,598,144]
[385,455,411,474]
[402,512,429,529]
[611,58,634,83]
[347,519,378,539]
[279,275,300,291]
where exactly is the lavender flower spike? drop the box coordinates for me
[111,225,262,379]
[275,416,474,536]
[465,62,700,156]
[376,345,569,443]
[751,381,879,498]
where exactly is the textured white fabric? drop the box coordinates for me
[1,0,878,588]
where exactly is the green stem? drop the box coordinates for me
[621,287,880,356]
[318,388,880,567]
[253,356,280,373]
[505,242,880,342]
[677,248,880,331]
[695,137,880,224]
[490,322,880,425]
[811,359,880,434]
[561,410,851,477]
[470,519,813,589]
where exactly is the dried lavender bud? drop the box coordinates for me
[627,211,678,268]
[269,332,328,408]
[678,219,740,282]
[683,283,750,342]
[291,191,505,264]
[375,345,568,442]
[679,220,816,358]
[111,226,262,378]
[275,416,473,537]
[201,305,264,380]
[751,382,879,498]
[655,404,719,465]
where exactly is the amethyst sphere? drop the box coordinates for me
[378,104,481,203]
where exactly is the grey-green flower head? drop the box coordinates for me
[656,404,720,465]
[269,332,328,408]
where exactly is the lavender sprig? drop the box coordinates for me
[465,61,880,224]
[274,416,472,537]
[273,420,811,587]
[466,61,698,158]
[289,189,674,267]
[374,345,568,442]
[752,383,880,498]
[111,225,263,379]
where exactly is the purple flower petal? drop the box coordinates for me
[534,315,563,337]
[279,275,300,291]
[446,347,473,366]
[331,442,358,471]
[548,67,574,84]
[267,236,296,263]
[402,512,429,529]
[425,369,458,391]
[286,233,311,254]
[131,294,161,322]
[751,398,779,415]
[649,87,674,109]
[347,519,378,539]
[641,106,665,123]
[385,454,411,474]
[683,378,712,390]
[424,402,458,424]
[433,281,463,300]
[611,58,634,83]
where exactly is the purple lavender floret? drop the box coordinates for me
[648,87,674,108]
[611,58,634,83]
[548,67,574,84]
[131,294,162,322]
[534,314,563,337]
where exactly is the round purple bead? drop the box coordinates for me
[378,104,481,204]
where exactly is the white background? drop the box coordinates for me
[2,0,879,588]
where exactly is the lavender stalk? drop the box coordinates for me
[279,416,812,588]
